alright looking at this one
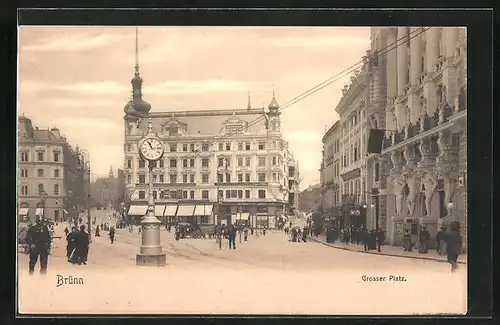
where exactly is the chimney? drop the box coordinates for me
[50,127,61,138]
[35,127,39,130]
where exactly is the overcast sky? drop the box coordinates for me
[18,26,371,188]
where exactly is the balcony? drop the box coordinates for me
[381,101,466,154]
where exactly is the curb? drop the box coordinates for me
[307,236,466,265]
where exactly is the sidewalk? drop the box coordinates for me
[307,235,467,264]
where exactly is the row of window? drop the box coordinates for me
[342,178,364,197]
[129,171,284,184]
[19,151,61,163]
[342,139,362,168]
[126,155,282,170]
[19,168,61,178]
[125,140,282,153]
[20,184,60,196]
[138,189,266,200]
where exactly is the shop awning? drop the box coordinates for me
[176,205,195,217]
[164,205,178,217]
[155,205,166,217]
[18,208,29,216]
[236,212,250,220]
[193,204,213,216]
[35,208,43,216]
[128,205,148,216]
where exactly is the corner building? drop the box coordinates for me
[365,27,467,251]
[122,61,299,228]
[17,115,87,222]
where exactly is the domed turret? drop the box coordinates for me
[124,27,151,116]
[268,89,279,111]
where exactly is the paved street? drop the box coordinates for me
[18,221,466,315]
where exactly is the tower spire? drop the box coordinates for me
[247,92,251,110]
[135,26,139,74]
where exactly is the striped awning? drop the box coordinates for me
[155,205,166,217]
[35,208,43,216]
[128,205,148,216]
[236,212,250,220]
[176,205,195,217]
[164,205,178,217]
[193,205,213,216]
[18,208,29,216]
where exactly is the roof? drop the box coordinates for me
[136,108,268,137]
[322,121,340,143]
[32,130,64,143]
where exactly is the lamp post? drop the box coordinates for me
[216,154,229,249]
[136,118,166,267]
[39,190,48,221]
[78,149,92,242]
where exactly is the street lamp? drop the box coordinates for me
[78,149,92,242]
[215,154,229,250]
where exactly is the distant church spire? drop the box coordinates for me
[135,26,140,75]
[247,92,251,110]
[126,26,151,114]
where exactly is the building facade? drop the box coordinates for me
[298,184,322,214]
[90,167,125,209]
[122,54,299,228]
[334,56,372,229]
[366,27,467,250]
[17,115,87,222]
[319,121,342,222]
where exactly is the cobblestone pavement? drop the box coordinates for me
[18,223,467,315]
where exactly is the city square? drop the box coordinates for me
[17,25,467,315]
[18,212,466,314]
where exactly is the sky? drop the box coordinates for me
[18,26,371,188]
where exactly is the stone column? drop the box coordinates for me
[423,27,440,117]
[386,28,398,102]
[444,27,459,60]
[395,27,409,131]
[442,27,459,108]
[408,27,423,124]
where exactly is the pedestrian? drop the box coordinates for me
[109,227,115,244]
[75,225,89,265]
[228,224,237,249]
[418,226,430,253]
[361,228,368,251]
[444,222,462,272]
[243,226,249,241]
[25,217,52,275]
[376,228,384,252]
[302,227,308,242]
[66,227,78,263]
[344,229,350,245]
[297,228,302,242]
[250,227,254,235]
[263,226,267,236]
[95,226,100,237]
[403,229,412,251]
[436,227,446,255]
[64,227,69,236]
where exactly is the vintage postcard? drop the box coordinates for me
[17,25,467,315]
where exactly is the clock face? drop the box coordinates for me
[140,137,164,161]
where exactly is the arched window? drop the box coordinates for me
[374,163,380,182]
[38,184,44,195]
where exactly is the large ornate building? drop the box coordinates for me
[366,27,467,250]
[17,115,88,222]
[319,27,467,251]
[122,34,299,228]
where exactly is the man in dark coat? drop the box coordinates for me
[109,227,115,244]
[66,227,78,263]
[418,226,431,253]
[376,228,384,252]
[25,217,52,275]
[403,229,412,251]
[302,227,308,242]
[435,227,445,255]
[228,224,237,249]
[444,222,462,272]
[75,225,90,265]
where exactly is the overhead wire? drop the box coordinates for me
[178,27,431,161]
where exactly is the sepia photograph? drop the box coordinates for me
[16,24,468,315]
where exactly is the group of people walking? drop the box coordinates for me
[324,226,385,252]
[64,225,89,265]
